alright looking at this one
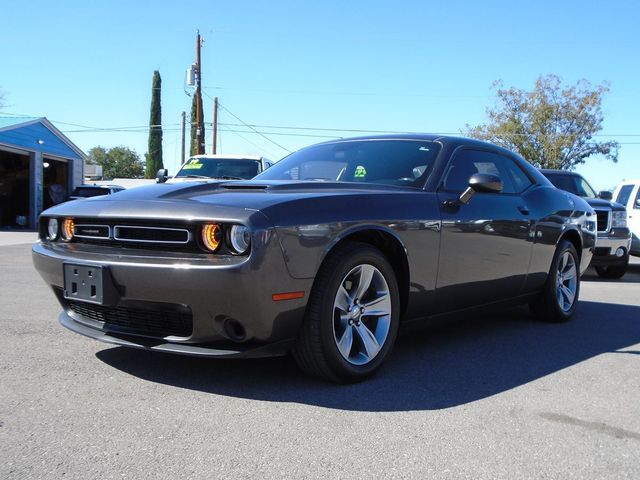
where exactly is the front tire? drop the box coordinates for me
[292,242,400,383]
[595,258,628,279]
[530,239,580,323]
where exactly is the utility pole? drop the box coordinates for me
[180,111,186,164]
[195,30,204,154]
[212,97,218,154]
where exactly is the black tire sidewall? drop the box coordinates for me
[316,246,400,380]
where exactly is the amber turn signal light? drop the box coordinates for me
[272,291,305,302]
[201,223,222,252]
[61,218,75,241]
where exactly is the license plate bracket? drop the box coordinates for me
[63,264,116,305]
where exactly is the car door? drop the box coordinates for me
[434,148,535,313]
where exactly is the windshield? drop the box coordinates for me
[175,157,261,179]
[256,139,441,188]
[544,173,597,198]
[72,187,110,198]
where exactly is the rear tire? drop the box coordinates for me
[530,240,580,323]
[292,242,400,383]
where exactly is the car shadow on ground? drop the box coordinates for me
[96,300,640,412]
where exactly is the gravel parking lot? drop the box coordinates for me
[1,236,639,479]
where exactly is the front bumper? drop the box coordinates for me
[58,311,295,358]
[33,235,312,357]
[590,228,632,266]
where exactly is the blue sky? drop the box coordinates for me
[1,0,638,190]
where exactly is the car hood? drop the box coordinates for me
[584,197,625,211]
[41,180,415,222]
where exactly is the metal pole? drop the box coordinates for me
[195,30,204,154]
[212,97,218,154]
[180,111,186,164]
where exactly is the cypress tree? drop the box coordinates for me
[145,70,163,178]
[189,91,205,156]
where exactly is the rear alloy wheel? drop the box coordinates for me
[292,242,400,382]
[530,239,580,323]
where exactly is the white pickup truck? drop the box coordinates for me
[613,180,640,257]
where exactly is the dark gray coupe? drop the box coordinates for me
[33,135,596,382]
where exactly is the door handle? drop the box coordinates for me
[517,206,530,215]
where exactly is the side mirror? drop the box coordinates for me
[156,169,169,184]
[635,198,640,208]
[459,173,503,204]
[598,190,613,201]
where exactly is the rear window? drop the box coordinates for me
[615,184,634,207]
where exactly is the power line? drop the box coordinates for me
[201,85,491,98]
[201,90,292,153]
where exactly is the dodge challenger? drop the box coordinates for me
[33,135,596,382]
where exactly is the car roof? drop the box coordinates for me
[539,169,581,176]
[309,133,509,150]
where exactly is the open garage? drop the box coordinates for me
[0,116,84,229]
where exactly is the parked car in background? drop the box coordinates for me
[68,184,125,201]
[34,135,596,382]
[541,170,631,278]
[613,179,640,257]
[156,154,273,183]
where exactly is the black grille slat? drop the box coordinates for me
[114,226,190,243]
[595,210,610,232]
[68,301,193,337]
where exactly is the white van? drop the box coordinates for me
[613,180,640,256]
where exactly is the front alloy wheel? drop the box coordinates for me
[332,264,392,366]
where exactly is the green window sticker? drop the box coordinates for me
[354,165,367,178]
[182,160,203,170]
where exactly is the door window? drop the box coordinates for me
[442,149,533,194]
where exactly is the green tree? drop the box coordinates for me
[87,146,144,179]
[189,92,204,156]
[465,75,619,170]
[145,70,163,178]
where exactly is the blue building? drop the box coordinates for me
[0,116,85,229]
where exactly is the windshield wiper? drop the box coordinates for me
[179,174,211,179]
[215,175,245,180]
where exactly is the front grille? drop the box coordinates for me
[114,225,190,244]
[74,224,110,239]
[63,218,200,251]
[594,247,611,257]
[68,301,193,337]
[595,209,611,233]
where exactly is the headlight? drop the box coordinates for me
[61,218,74,241]
[47,218,59,240]
[201,223,222,252]
[228,225,251,254]
[612,211,627,228]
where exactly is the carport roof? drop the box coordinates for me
[0,115,85,160]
